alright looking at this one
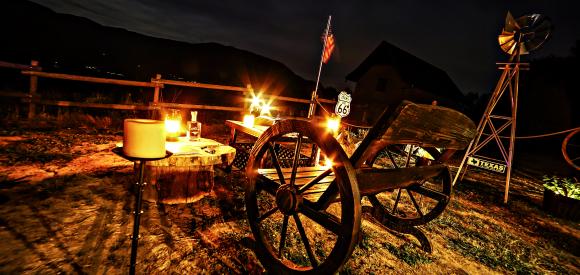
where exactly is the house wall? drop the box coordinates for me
[350,64,439,124]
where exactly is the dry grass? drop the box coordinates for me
[0,126,578,274]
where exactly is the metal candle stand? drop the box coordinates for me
[112,147,172,275]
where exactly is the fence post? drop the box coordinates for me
[243,84,252,115]
[152,74,162,104]
[27,60,39,119]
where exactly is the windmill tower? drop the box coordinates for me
[453,12,552,203]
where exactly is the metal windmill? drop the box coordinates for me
[453,12,552,203]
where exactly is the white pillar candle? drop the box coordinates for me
[123,119,166,158]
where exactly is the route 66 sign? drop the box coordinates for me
[335,91,351,118]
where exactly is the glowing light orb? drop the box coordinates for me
[324,158,333,168]
[326,116,341,133]
[243,114,255,127]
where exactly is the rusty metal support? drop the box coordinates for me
[453,50,527,203]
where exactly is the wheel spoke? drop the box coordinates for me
[289,136,303,188]
[404,145,414,167]
[298,168,332,194]
[313,180,339,211]
[386,149,399,169]
[408,185,449,202]
[258,206,279,223]
[257,178,281,196]
[300,201,342,235]
[293,214,318,268]
[392,188,402,213]
[267,142,286,185]
[406,189,424,217]
[278,215,289,258]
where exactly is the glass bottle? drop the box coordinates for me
[187,111,202,141]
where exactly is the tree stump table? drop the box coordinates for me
[141,138,236,204]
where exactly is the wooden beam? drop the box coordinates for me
[28,60,39,119]
[37,100,153,111]
[22,70,158,87]
[152,74,162,103]
[31,100,242,112]
[157,79,249,92]
[356,165,448,196]
[0,60,41,71]
[0,91,30,98]
[157,78,335,105]
[156,102,243,112]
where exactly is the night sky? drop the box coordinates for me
[29,0,580,95]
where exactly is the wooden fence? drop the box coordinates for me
[0,60,336,119]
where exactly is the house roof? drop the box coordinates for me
[346,41,465,102]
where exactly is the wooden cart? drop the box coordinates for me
[244,101,476,273]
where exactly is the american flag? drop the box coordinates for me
[322,30,335,64]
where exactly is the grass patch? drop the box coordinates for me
[448,237,536,274]
[383,242,432,266]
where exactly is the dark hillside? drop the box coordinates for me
[0,0,315,99]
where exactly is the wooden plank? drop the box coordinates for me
[156,102,243,112]
[379,102,476,150]
[157,78,249,92]
[22,70,158,87]
[226,120,268,138]
[317,98,336,104]
[0,91,30,98]
[356,164,448,196]
[0,60,41,71]
[258,174,335,186]
[351,101,476,167]
[37,100,153,110]
[33,100,243,112]
[262,170,333,180]
[258,166,329,174]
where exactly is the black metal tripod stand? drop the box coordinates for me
[113,147,172,275]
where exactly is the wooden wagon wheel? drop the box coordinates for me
[365,144,452,228]
[562,128,580,170]
[246,119,361,274]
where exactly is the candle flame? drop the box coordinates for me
[165,119,180,134]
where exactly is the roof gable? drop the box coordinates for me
[346,41,464,102]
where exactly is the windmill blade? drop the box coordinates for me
[504,11,519,33]
[497,12,552,55]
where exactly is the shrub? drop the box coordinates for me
[542,175,580,200]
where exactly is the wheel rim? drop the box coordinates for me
[367,144,452,227]
[246,120,360,274]
[562,128,580,170]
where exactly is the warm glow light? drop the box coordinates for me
[164,109,181,141]
[251,95,261,106]
[260,102,272,116]
[249,94,263,114]
[326,116,341,133]
[324,158,333,168]
[243,114,255,127]
[165,119,180,133]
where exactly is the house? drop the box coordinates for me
[345,41,465,124]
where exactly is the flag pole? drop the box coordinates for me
[308,15,332,119]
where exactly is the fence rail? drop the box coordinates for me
[0,60,335,119]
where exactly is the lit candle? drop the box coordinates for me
[165,109,181,141]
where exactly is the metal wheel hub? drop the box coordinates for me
[275,184,301,215]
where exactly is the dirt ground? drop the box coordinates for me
[0,126,578,274]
